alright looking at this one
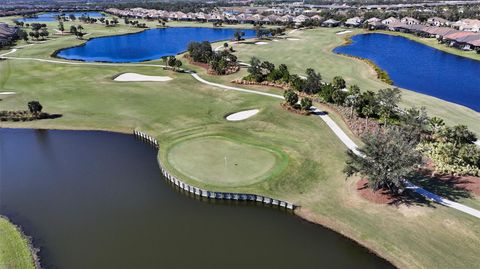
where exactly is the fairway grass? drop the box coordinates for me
[0,19,479,269]
[167,136,286,187]
[0,217,36,269]
[196,27,480,135]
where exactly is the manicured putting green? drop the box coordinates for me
[167,136,281,187]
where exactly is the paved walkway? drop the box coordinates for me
[2,47,479,219]
[190,73,480,219]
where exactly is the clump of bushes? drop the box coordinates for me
[419,124,480,176]
[0,101,54,122]
[187,41,239,75]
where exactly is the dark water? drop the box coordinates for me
[18,12,104,22]
[56,27,257,63]
[334,33,480,112]
[0,129,393,269]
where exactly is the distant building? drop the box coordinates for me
[427,17,450,27]
[453,19,480,32]
[0,23,18,47]
[345,17,363,27]
[322,19,340,27]
[381,17,399,25]
[401,17,420,25]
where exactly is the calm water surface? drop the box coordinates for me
[334,33,480,112]
[18,12,104,22]
[0,129,393,269]
[57,27,257,62]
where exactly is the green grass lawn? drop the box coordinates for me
[0,19,479,269]
[167,135,287,187]
[0,217,35,269]
[192,27,480,135]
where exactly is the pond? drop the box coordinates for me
[18,12,104,22]
[56,27,257,63]
[334,33,480,112]
[0,128,393,269]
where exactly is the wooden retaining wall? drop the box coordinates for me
[133,130,296,210]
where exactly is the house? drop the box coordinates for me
[279,15,293,23]
[293,15,309,25]
[453,19,480,32]
[345,17,363,27]
[365,17,381,24]
[322,19,340,27]
[426,17,450,27]
[0,23,18,47]
[311,15,323,21]
[400,17,420,25]
[381,17,399,25]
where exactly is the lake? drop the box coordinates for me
[0,128,393,269]
[56,27,258,63]
[334,33,480,112]
[18,12,104,22]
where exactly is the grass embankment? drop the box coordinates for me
[0,217,36,269]
[0,19,479,269]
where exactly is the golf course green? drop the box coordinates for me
[167,136,286,186]
[0,15,479,269]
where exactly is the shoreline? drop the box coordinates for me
[0,126,397,268]
[333,34,394,85]
[0,215,42,269]
[375,30,480,62]
[331,31,480,114]
[51,26,259,63]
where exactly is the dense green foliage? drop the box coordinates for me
[344,126,423,194]
[420,124,480,176]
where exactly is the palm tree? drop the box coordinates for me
[362,105,374,129]
[429,117,445,135]
[77,25,84,33]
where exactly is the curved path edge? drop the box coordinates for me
[189,72,480,219]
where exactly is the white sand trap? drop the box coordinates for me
[287,38,300,41]
[226,109,259,121]
[255,42,269,45]
[114,73,173,82]
[273,39,279,42]
[336,30,352,35]
[475,140,480,147]
[0,92,16,95]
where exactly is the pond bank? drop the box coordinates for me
[0,216,40,269]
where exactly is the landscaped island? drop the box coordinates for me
[0,13,479,269]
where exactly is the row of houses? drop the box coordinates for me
[106,8,327,25]
[372,21,480,51]
[0,23,18,47]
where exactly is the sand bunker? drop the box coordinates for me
[114,73,173,82]
[336,30,352,35]
[226,109,259,121]
[287,38,300,41]
[255,42,269,45]
[273,39,279,42]
[475,140,480,147]
[0,92,16,95]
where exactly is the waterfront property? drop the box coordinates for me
[334,33,480,112]
[56,27,257,62]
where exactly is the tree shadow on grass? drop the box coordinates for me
[356,179,433,208]
[407,171,474,201]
